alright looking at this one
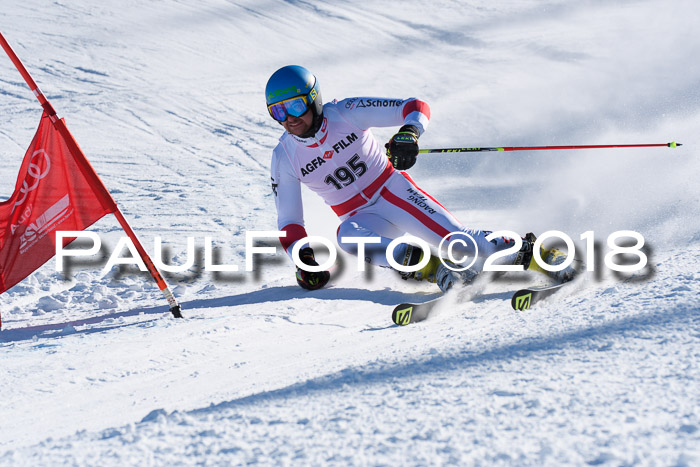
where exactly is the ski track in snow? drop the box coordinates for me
[1,0,699,465]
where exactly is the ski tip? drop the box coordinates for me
[669,142,682,148]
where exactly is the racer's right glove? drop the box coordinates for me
[385,124,420,170]
[295,247,330,290]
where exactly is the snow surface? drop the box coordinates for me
[1,0,699,465]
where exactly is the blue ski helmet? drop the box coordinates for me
[265,65,323,121]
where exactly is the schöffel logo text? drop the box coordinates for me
[357,99,403,108]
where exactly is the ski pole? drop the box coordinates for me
[419,142,682,153]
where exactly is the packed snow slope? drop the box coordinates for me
[1,0,699,465]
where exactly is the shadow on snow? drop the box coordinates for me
[178,303,695,420]
[0,286,441,343]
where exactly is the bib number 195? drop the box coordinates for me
[324,154,367,190]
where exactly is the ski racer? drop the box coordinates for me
[266,65,545,291]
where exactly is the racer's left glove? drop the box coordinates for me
[386,124,420,170]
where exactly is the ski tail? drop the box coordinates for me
[392,298,442,325]
[392,304,415,326]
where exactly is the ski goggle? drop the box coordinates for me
[267,95,310,122]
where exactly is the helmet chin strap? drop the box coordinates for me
[299,108,323,139]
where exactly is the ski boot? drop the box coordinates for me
[542,248,580,283]
[398,244,442,283]
[399,245,478,292]
[514,232,538,269]
[434,262,478,292]
[520,233,579,283]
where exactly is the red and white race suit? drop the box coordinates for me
[270,97,518,268]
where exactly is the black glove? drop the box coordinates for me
[295,247,330,290]
[385,124,420,170]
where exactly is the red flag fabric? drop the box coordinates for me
[0,112,116,293]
